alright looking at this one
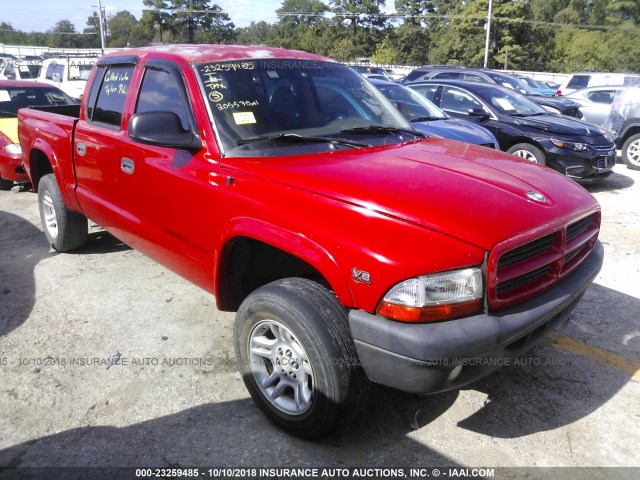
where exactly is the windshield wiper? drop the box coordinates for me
[340,125,426,138]
[236,133,366,149]
[410,116,442,123]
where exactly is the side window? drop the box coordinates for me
[411,85,438,103]
[3,63,15,77]
[89,65,134,128]
[462,73,486,83]
[441,87,483,114]
[45,63,64,81]
[567,75,589,89]
[588,90,615,104]
[136,68,191,129]
[433,72,463,80]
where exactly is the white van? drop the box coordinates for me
[556,72,640,96]
[37,57,97,99]
[0,59,42,81]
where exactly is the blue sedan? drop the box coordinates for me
[370,79,499,149]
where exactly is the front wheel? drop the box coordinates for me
[507,143,546,166]
[0,176,13,190]
[621,133,640,170]
[38,174,88,252]
[234,278,367,438]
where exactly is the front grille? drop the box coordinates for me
[592,156,612,169]
[564,244,586,264]
[567,215,594,240]
[489,211,600,310]
[592,144,615,154]
[497,265,550,294]
[498,234,554,269]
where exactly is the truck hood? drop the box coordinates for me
[222,138,597,251]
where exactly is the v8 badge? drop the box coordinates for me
[352,268,371,285]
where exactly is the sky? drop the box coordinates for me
[1,1,284,33]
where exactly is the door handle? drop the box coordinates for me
[121,157,135,174]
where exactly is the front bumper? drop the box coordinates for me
[543,143,616,182]
[348,240,604,394]
[0,151,29,183]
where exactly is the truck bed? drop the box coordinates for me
[18,104,81,209]
[25,103,81,118]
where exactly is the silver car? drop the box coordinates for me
[565,86,626,127]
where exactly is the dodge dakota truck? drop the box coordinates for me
[18,45,604,438]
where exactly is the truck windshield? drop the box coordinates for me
[195,59,417,156]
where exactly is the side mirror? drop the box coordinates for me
[51,72,61,83]
[468,108,490,119]
[128,111,202,150]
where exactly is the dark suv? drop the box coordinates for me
[403,66,583,119]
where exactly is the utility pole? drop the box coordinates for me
[483,0,493,68]
[94,0,106,52]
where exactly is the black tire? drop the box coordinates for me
[0,176,13,190]
[621,133,640,170]
[234,278,367,438]
[37,174,88,252]
[507,143,546,166]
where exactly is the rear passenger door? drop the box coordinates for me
[74,57,136,235]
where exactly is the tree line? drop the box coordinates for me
[1,0,639,73]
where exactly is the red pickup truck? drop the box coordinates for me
[19,45,604,438]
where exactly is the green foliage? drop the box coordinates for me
[0,23,28,45]
[331,0,387,35]
[370,37,396,64]
[389,24,431,65]
[170,1,235,44]
[140,0,175,43]
[47,20,82,48]
[329,38,357,62]
[235,21,271,45]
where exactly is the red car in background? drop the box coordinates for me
[0,80,75,189]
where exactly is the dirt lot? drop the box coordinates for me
[1,160,639,478]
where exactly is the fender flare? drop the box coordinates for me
[215,217,354,310]
[619,121,640,146]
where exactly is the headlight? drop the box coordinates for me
[542,105,561,115]
[377,268,483,323]
[3,143,21,155]
[550,138,588,151]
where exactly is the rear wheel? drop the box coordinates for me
[38,174,88,252]
[622,133,640,170]
[507,143,546,165]
[234,278,367,438]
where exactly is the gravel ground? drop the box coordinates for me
[0,160,639,478]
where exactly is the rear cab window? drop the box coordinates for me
[85,63,135,129]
